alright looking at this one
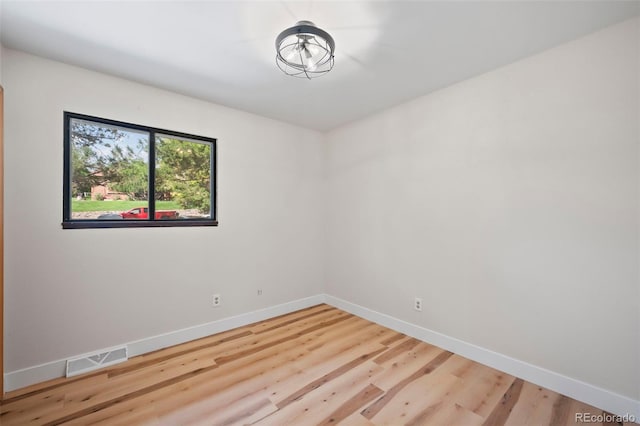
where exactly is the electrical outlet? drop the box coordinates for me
[414,297,423,312]
[212,294,221,307]
[257,289,263,296]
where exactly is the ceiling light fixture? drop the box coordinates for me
[275,20,335,79]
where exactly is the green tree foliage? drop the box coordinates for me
[70,121,123,196]
[70,120,212,211]
[71,121,121,149]
[156,137,211,213]
[70,120,149,200]
[104,141,149,200]
[71,144,97,195]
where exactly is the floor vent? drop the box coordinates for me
[66,346,128,377]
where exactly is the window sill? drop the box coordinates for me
[62,220,219,229]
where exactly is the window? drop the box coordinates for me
[63,112,217,228]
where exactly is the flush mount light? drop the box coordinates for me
[275,20,335,79]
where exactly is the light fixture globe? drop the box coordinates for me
[276,20,335,79]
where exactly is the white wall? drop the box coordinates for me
[3,49,326,373]
[326,17,639,401]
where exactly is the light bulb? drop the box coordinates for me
[285,48,298,62]
[307,45,319,57]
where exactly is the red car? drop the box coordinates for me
[120,207,179,220]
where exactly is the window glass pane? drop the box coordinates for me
[155,135,212,220]
[70,118,149,220]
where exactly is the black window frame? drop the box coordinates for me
[62,112,218,229]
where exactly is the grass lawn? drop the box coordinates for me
[72,200,182,212]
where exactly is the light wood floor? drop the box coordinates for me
[0,304,633,425]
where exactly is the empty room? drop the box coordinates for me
[0,1,638,425]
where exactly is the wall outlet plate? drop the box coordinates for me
[414,297,423,312]
[212,294,221,307]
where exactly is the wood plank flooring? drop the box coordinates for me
[0,304,634,425]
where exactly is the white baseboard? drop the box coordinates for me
[3,294,325,393]
[127,294,325,358]
[324,295,640,420]
[5,293,638,421]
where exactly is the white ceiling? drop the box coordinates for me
[1,1,638,131]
